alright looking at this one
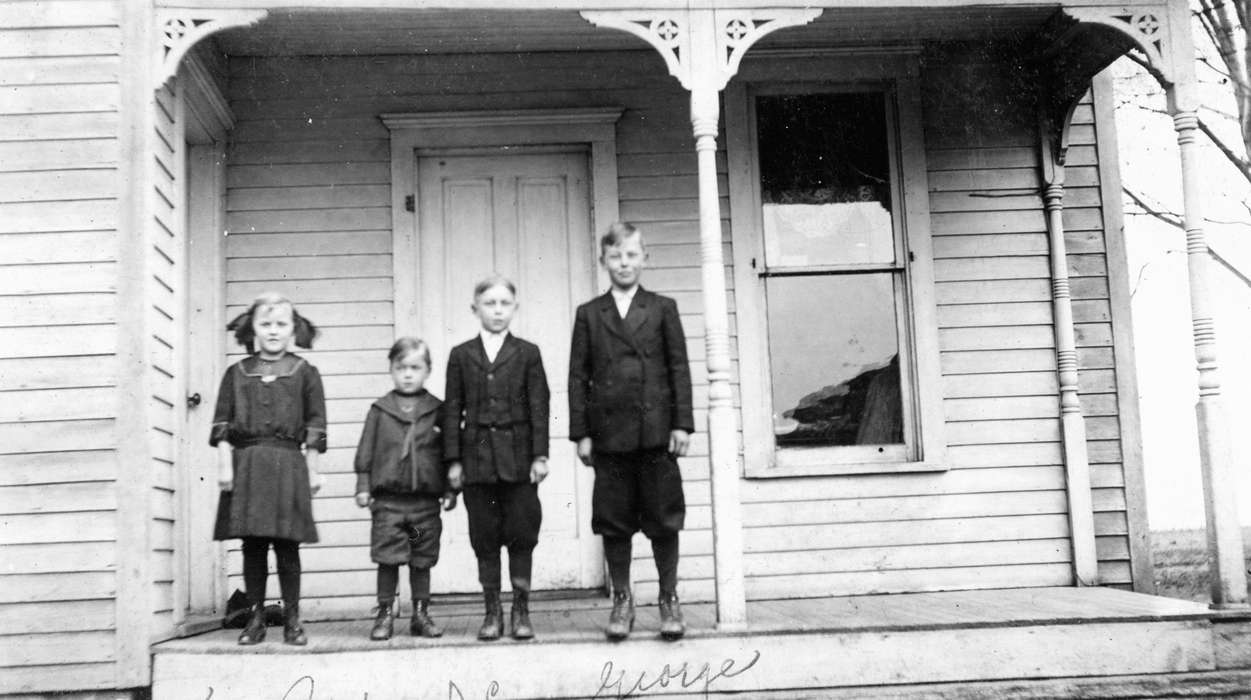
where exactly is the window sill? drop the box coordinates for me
[743,458,949,478]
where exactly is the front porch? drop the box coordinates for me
[152,587,1251,698]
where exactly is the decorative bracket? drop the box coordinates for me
[581,9,821,91]
[1039,87,1084,174]
[1065,6,1173,84]
[155,8,267,87]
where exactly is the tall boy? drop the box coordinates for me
[445,276,550,641]
[569,221,693,641]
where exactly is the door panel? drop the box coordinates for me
[417,150,601,592]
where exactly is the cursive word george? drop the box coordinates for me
[594,650,761,698]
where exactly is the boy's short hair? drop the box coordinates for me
[388,336,431,366]
[599,221,643,254]
[472,274,517,301]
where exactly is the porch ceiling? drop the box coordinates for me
[212,6,1062,56]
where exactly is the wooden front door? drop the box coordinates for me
[416,149,602,593]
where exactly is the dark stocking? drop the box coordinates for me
[603,536,632,594]
[377,564,400,605]
[241,537,269,606]
[272,539,301,608]
[651,533,679,596]
[478,555,502,592]
[410,566,431,601]
[508,549,533,593]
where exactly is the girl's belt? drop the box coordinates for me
[234,436,301,450]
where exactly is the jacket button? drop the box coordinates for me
[487,373,494,380]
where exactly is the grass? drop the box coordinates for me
[1150,527,1251,602]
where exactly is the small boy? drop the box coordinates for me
[354,337,456,641]
[444,276,551,641]
[569,221,693,641]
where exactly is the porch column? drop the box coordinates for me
[1167,82,1249,608]
[688,15,747,630]
[581,8,819,629]
[1039,127,1098,585]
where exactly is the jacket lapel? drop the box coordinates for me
[624,288,650,336]
[598,292,634,345]
[468,337,490,370]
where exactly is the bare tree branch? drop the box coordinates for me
[1196,117,1251,182]
[1123,187,1251,289]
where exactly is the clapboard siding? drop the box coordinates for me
[224,49,719,612]
[0,2,122,693]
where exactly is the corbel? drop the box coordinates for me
[155,8,267,88]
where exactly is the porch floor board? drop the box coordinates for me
[156,586,1237,653]
[152,588,1251,699]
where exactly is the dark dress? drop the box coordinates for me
[210,353,326,543]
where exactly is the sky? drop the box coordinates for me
[1111,52,1251,529]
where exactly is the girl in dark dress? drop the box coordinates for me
[210,292,326,646]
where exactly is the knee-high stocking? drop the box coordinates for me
[651,533,679,596]
[377,564,400,606]
[410,566,431,601]
[241,537,269,606]
[603,536,632,594]
[272,539,301,608]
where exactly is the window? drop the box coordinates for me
[727,63,944,476]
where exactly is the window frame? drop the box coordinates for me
[726,53,947,477]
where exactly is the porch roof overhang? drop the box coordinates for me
[210,4,1083,56]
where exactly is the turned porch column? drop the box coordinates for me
[1162,0,1247,608]
[1168,86,1249,608]
[581,8,819,629]
[1039,125,1099,585]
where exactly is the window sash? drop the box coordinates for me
[725,56,947,477]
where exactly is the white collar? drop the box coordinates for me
[480,329,509,343]
[610,285,639,301]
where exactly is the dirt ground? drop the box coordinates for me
[1151,527,1251,602]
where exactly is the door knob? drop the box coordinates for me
[187,392,202,408]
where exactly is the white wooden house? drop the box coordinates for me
[2,0,1249,697]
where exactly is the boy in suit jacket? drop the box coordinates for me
[445,276,551,640]
[569,221,694,641]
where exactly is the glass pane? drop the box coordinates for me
[767,274,904,447]
[756,92,895,267]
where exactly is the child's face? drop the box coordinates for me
[253,303,294,357]
[471,284,517,334]
[601,233,646,290]
[391,351,430,394]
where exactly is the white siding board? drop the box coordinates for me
[0,263,116,296]
[0,231,115,264]
[0,387,115,423]
[0,138,118,171]
[1,542,114,576]
[0,450,115,487]
[0,27,119,58]
[0,55,119,85]
[0,292,116,327]
[0,113,118,142]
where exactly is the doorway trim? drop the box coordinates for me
[381,108,624,336]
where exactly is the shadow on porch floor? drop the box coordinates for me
[152,588,1251,699]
